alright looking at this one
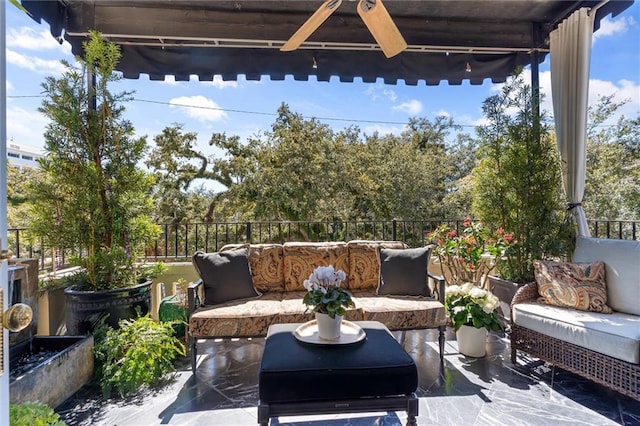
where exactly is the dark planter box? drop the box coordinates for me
[488,276,524,322]
[65,280,152,334]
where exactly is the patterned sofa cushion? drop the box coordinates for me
[351,290,447,330]
[346,240,407,291]
[278,291,364,323]
[283,242,349,292]
[189,292,283,338]
[222,243,285,292]
[534,260,612,313]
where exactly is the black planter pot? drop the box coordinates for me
[65,280,152,335]
[488,275,523,322]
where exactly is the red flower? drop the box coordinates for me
[447,230,457,238]
[496,227,505,236]
[463,218,472,227]
[504,233,514,242]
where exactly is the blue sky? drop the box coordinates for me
[5,2,640,164]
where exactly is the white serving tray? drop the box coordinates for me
[293,320,366,345]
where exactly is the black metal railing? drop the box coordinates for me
[6,218,639,271]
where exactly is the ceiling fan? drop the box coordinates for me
[280,0,407,58]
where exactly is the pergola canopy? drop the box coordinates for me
[21,0,633,85]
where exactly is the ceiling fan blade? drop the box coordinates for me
[357,0,407,58]
[281,0,343,52]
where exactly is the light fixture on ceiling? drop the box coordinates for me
[465,61,472,73]
[312,56,318,69]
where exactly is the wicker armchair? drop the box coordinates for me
[510,282,640,401]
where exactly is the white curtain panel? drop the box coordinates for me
[550,7,595,237]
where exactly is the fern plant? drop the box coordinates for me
[94,316,186,398]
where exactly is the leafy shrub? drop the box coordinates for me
[9,402,65,426]
[94,316,186,398]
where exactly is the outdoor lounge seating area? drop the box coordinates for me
[55,328,640,425]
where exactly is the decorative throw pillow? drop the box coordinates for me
[192,248,259,305]
[534,260,612,313]
[377,246,432,297]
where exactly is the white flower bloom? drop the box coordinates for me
[445,285,462,296]
[469,287,486,299]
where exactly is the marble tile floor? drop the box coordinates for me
[56,329,640,426]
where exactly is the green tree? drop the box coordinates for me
[472,73,566,283]
[28,31,159,289]
[584,96,640,220]
[146,124,219,224]
[7,162,40,228]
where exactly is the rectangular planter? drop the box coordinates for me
[10,335,94,409]
[488,276,523,322]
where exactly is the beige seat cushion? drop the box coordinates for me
[351,290,446,330]
[513,302,640,364]
[278,291,364,323]
[189,292,283,338]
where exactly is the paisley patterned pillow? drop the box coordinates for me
[534,260,612,313]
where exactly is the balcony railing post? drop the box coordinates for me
[246,221,252,243]
[392,219,397,241]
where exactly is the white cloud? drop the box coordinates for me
[7,49,67,75]
[6,80,14,93]
[364,84,397,102]
[361,124,404,137]
[169,95,228,122]
[6,106,49,150]
[392,99,423,115]
[435,109,451,118]
[158,75,181,86]
[7,27,72,54]
[203,76,239,89]
[593,15,636,42]
[484,69,639,128]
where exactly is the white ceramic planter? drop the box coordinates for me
[456,324,488,357]
[315,312,343,341]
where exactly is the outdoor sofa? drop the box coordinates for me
[187,241,447,374]
[511,236,640,401]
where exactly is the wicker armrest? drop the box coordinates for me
[509,281,537,322]
[187,279,204,318]
[511,281,538,306]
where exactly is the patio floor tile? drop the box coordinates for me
[55,329,640,425]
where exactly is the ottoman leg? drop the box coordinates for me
[257,402,270,426]
[406,392,418,426]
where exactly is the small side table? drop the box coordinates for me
[258,321,418,426]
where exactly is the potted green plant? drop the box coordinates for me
[303,265,354,340]
[472,72,570,290]
[27,31,161,334]
[445,282,503,357]
[428,218,514,288]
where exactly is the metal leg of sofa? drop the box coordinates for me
[189,336,197,375]
[438,326,445,364]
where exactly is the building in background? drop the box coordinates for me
[6,140,43,169]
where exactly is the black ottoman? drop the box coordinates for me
[258,321,418,425]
